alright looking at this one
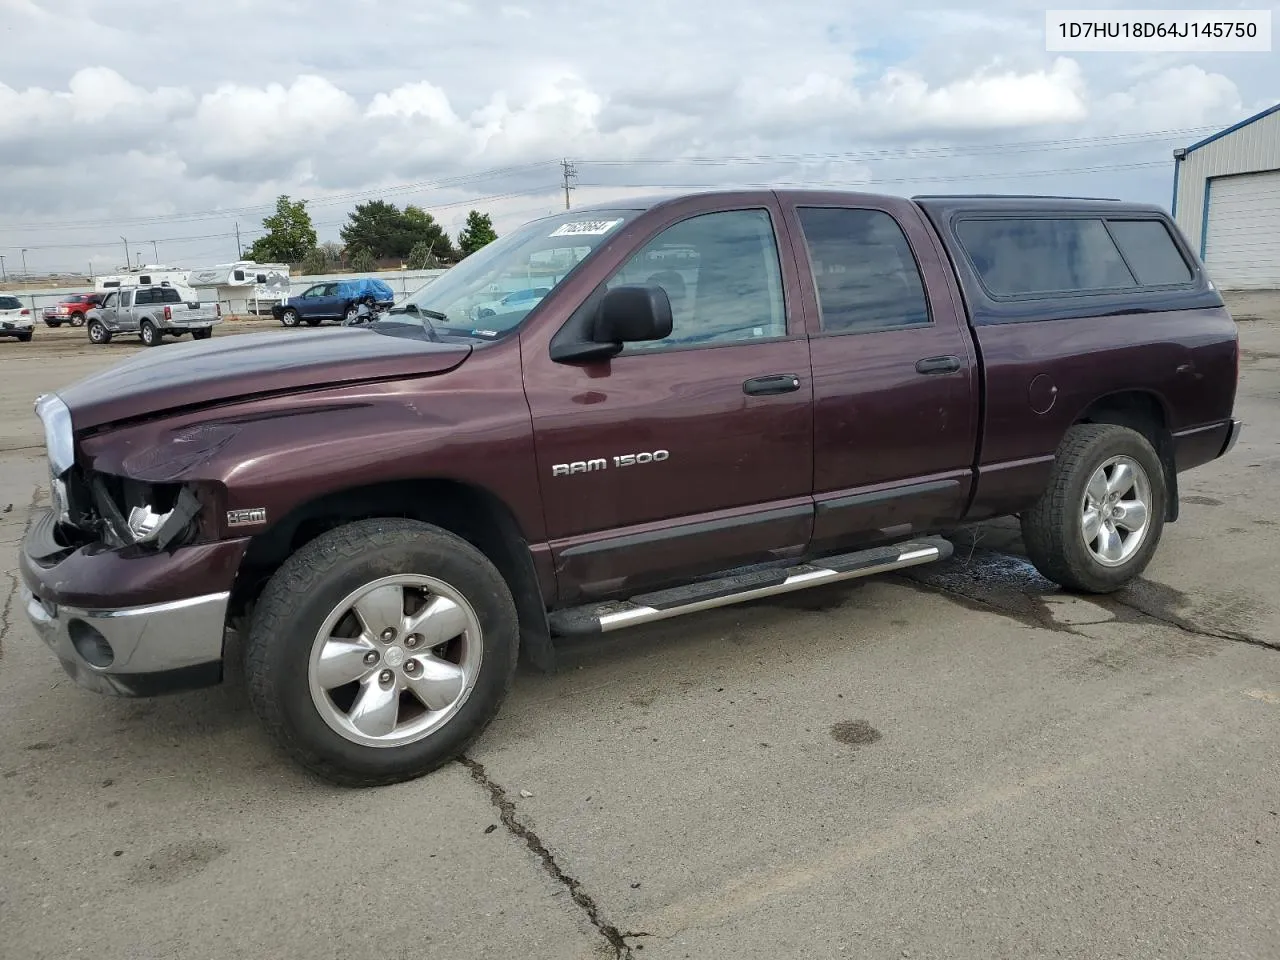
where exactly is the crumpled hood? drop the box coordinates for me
[58,327,472,431]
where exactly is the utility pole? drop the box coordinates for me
[120,236,129,269]
[561,158,577,210]
[0,255,6,282]
[235,222,242,258]
[150,240,159,264]
[20,248,29,279]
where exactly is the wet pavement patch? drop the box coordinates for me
[830,720,882,746]
[1183,496,1223,506]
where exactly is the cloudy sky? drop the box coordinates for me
[0,0,1276,274]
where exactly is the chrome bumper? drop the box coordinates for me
[22,586,229,697]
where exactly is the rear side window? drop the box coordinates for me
[796,207,931,333]
[134,288,154,305]
[155,287,182,303]
[0,296,22,309]
[956,218,1136,296]
[1106,220,1193,285]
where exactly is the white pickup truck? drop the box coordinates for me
[86,283,222,347]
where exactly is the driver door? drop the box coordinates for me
[97,292,119,328]
[523,203,815,603]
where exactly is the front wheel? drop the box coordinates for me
[245,518,520,787]
[69,312,86,327]
[1021,424,1166,594]
[87,319,111,344]
[139,320,160,347]
[280,308,300,327]
[192,327,212,340]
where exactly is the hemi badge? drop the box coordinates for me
[226,507,267,527]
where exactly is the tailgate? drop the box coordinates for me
[173,301,219,324]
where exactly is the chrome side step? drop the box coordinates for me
[547,537,953,636]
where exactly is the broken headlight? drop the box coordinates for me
[89,474,203,550]
[35,393,74,525]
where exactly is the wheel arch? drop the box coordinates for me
[1071,389,1178,522]
[228,477,555,672]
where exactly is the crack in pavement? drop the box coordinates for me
[1105,593,1279,653]
[902,570,1279,655]
[459,756,648,959]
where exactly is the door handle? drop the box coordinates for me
[743,374,801,396]
[915,355,962,375]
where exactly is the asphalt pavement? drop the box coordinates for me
[1,306,1277,959]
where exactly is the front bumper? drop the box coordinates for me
[19,507,247,697]
[22,586,228,696]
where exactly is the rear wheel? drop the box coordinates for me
[1021,424,1166,593]
[280,308,300,327]
[16,332,32,343]
[245,518,520,787]
[139,320,160,347]
[87,319,111,344]
[344,302,359,323]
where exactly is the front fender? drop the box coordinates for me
[75,366,545,547]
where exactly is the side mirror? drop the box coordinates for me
[593,285,673,344]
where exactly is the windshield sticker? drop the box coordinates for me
[549,219,622,238]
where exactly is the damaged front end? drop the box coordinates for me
[35,393,208,556]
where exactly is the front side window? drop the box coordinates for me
[796,207,931,334]
[389,209,640,341]
[956,217,1137,297]
[101,293,117,308]
[605,208,787,353]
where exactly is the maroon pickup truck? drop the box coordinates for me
[20,190,1241,785]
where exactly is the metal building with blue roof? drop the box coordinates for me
[1172,102,1280,290]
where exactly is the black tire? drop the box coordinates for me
[139,320,160,347]
[343,302,359,323]
[192,327,212,340]
[69,312,85,327]
[16,332,32,342]
[280,308,300,327]
[1021,424,1166,594]
[87,319,111,344]
[45,320,61,328]
[245,518,520,787]
[305,317,322,327]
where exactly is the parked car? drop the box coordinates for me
[469,286,552,322]
[272,278,395,327]
[0,294,34,342]
[85,283,221,346]
[21,190,1241,786]
[43,292,105,327]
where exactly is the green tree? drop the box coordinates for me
[340,200,455,260]
[349,248,377,273]
[457,210,498,257]
[245,195,317,263]
[300,247,328,275]
[406,240,442,270]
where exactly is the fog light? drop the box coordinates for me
[68,619,114,668]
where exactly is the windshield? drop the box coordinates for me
[388,209,639,339]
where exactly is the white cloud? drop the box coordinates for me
[0,0,1273,271]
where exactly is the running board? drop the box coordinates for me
[548,537,953,636]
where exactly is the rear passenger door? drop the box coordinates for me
[779,196,979,551]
